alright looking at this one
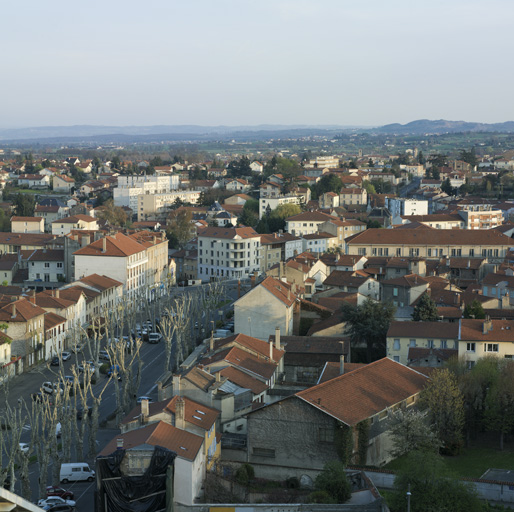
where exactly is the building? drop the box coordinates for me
[11,217,44,234]
[137,190,201,221]
[259,195,303,219]
[17,174,50,188]
[381,274,429,307]
[113,175,180,211]
[386,198,428,218]
[286,211,335,237]
[51,215,99,236]
[346,229,514,262]
[259,232,303,271]
[304,156,340,169]
[53,174,75,193]
[234,276,298,340]
[339,187,367,206]
[197,226,261,281]
[302,232,337,253]
[246,358,428,479]
[26,249,65,286]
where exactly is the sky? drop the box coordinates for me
[2,0,514,129]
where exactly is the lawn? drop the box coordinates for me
[385,438,514,479]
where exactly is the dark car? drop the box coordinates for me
[31,392,53,405]
[45,505,74,512]
[76,406,93,420]
[46,486,74,500]
[50,356,60,366]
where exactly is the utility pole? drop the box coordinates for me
[407,483,411,512]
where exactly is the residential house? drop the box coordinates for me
[34,204,70,232]
[250,161,264,173]
[0,233,55,254]
[17,174,50,188]
[320,218,367,247]
[44,312,67,359]
[246,358,428,479]
[11,217,44,234]
[339,187,367,206]
[259,195,303,219]
[51,215,99,236]
[259,232,302,271]
[387,321,459,365]
[302,232,338,254]
[319,192,340,209]
[286,211,335,237]
[381,274,429,307]
[98,421,205,507]
[234,276,298,340]
[0,254,19,285]
[0,298,47,369]
[226,179,251,192]
[26,249,65,286]
[53,174,75,193]
[36,287,87,334]
[120,396,220,470]
[482,270,514,305]
[322,271,379,299]
[197,226,260,281]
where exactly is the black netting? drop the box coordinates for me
[95,446,176,512]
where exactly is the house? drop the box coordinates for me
[98,420,205,506]
[120,395,220,470]
[322,271,380,299]
[36,287,87,333]
[259,232,303,271]
[17,174,50,188]
[319,192,340,209]
[387,321,459,365]
[34,204,70,232]
[26,249,65,286]
[250,161,264,173]
[339,187,367,206]
[381,274,429,307]
[53,174,75,193]
[259,195,303,219]
[197,226,261,281]
[320,218,367,246]
[44,312,67,360]
[11,217,44,234]
[0,233,55,254]
[0,298,47,369]
[234,276,298,340]
[302,232,338,254]
[482,270,514,306]
[246,358,428,479]
[0,254,19,286]
[226,178,251,192]
[51,214,99,236]
[286,211,335,237]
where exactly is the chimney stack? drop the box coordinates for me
[31,290,36,305]
[141,398,149,418]
[275,327,281,350]
[216,371,221,382]
[11,304,16,319]
[482,316,492,334]
[209,332,214,352]
[173,374,181,396]
[339,355,345,375]
[175,397,185,430]
[102,237,107,253]
[269,339,274,361]
[55,289,60,299]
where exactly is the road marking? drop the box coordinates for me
[76,481,95,502]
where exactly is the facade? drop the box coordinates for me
[197,226,261,281]
[259,195,303,219]
[386,198,428,218]
[53,174,75,193]
[137,190,201,221]
[259,232,302,272]
[11,217,44,234]
[286,211,335,237]
[346,229,514,262]
[302,232,337,253]
[27,249,65,285]
[339,187,367,206]
[381,274,429,307]
[51,215,99,236]
[234,276,298,340]
[114,175,180,210]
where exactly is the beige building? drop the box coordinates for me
[51,214,99,236]
[53,174,75,193]
[339,187,367,206]
[11,216,44,234]
[346,229,514,262]
[137,190,201,221]
[286,211,335,237]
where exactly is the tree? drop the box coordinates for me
[389,408,441,458]
[460,147,478,169]
[313,461,351,503]
[166,209,193,249]
[13,193,35,217]
[412,293,439,322]
[363,181,376,195]
[227,156,251,178]
[484,360,514,450]
[310,174,343,199]
[238,199,259,228]
[390,451,485,512]
[420,369,465,454]
[341,298,396,363]
[367,158,374,168]
[95,199,128,227]
[441,178,454,195]
[463,299,485,319]
[417,150,426,165]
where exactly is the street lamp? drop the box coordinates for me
[406,483,411,512]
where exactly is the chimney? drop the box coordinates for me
[269,339,274,361]
[216,372,221,382]
[175,397,185,429]
[468,260,471,269]
[275,327,281,349]
[55,289,60,299]
[102,237,107,253]
[339,355,345,375]
[141,398,149,418]
[483,316,492,334]
[116,438,124,450]
[173,374,181,396]
[11,304,16,319]
[209,332,214,352]
[31,290,36,304]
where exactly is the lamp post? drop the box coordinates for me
[406,483,411,512]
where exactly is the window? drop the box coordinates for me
[44,262,50,268]
[428,340,434,349]
[409,339,416,347]
[253,447,275,458]
[318,427,334,443]
[393,339,400,350]
[57,262,63,268]
[466,343,476,352]
[469,248,474,257]
[393,356,400,362]
[440,340,447,349]
[486,343,499,352]
[393,288,398,297]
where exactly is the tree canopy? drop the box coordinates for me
[463,299,485,319]
[166,209,193,249]
[412,293,439,322]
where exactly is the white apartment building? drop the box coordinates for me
[113,175,180,211]
[458,207,503,229]
[198,226,261,281]
[259,195,303,219]
[138,190,201,221]
[386,198,429,218]
[304,155,340,169]
[74,233,150,299]
[286,211,335,237]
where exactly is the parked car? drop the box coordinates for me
[32,392,52,405]
[42,382,62,395]
[76,407,92,420]
[107,365,121,380]
[46,486,74,500]
[19,443,29,453]
[60,351,71,361]
[45,505,74,512]
[99,350,110,361]
[147,332,162,344]
[50,356,60,366]
[37,496,76,509]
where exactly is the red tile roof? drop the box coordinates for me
[73,233,145,257]
[296,358,428,426]
[259,276,297,307]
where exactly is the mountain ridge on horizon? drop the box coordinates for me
[1,119,514,143]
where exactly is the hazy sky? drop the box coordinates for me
[2,0,513,128]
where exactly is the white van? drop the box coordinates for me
[60,462,95,483]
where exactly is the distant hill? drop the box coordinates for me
[373,119,514,135]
